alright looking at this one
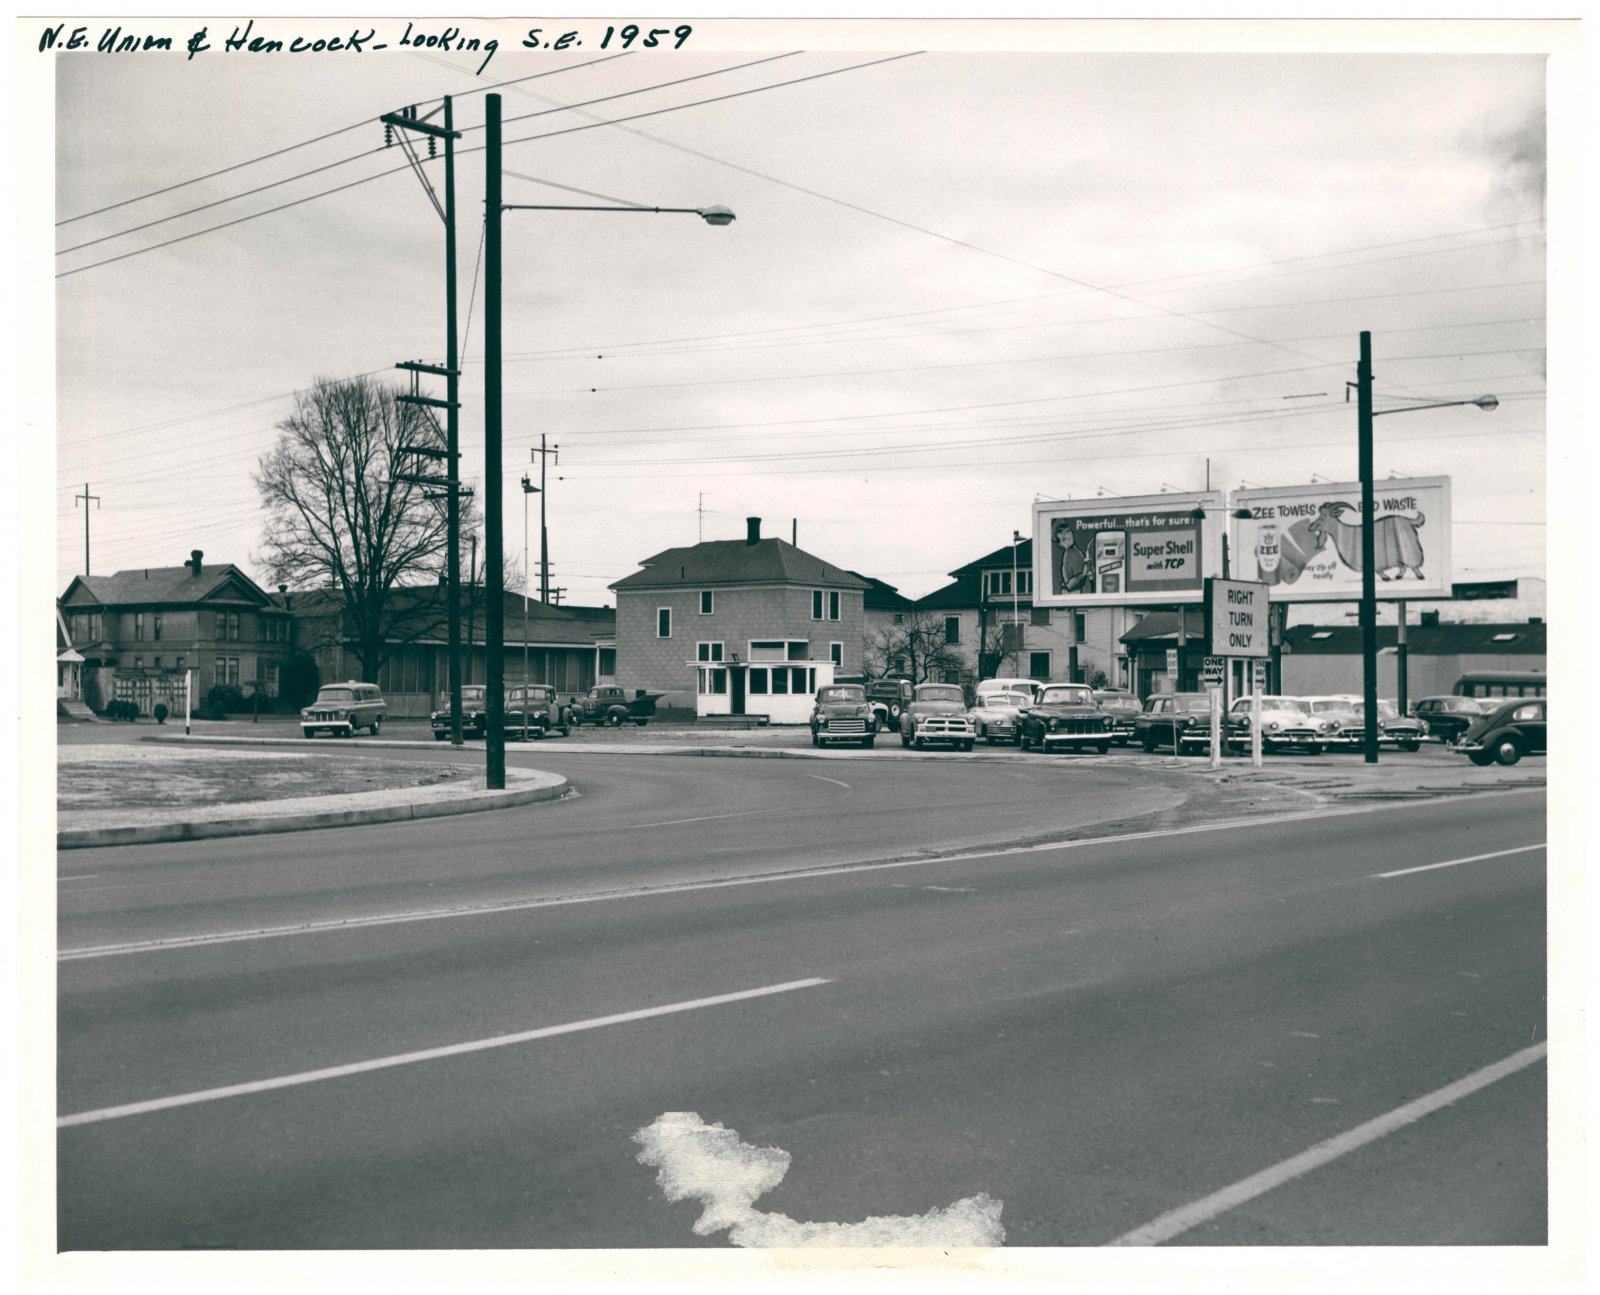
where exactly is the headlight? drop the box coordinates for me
[1265,720,1279,731]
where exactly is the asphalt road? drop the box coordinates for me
[56,755,1546,1250]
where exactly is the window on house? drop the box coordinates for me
[227,658,241,685]
[811,590,823,620]
[697,641,724,663]
[942,669,963,685]
[657,608,672,638]
[697,667,728,695]
[988,571,1011,598]
[264,662,279,697]
[749,669,769,695]
[828,590,841,621]
[1029,651,1051,680]
[945,616,961,645]
[1073,612,1086,643]
[1019,570,1033,596]
[699,591,714,615]
[1031,606,1050,627]
[893,612,904,625]
[772,668,790,694]
[153,614,162,640]
[228,612,240,642]
[134,613,145,640]
[787,642,809,661]
[830,642,843,667]
[175,656,185,671]
[1491,632,1519,643]
[892,655,907,674]
[133,657,143,669]
[214,657,226,685]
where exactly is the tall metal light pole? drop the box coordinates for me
[1355,329,1498,763]
[484,93,506,789]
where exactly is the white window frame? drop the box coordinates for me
[828,590,841,621]
[657,607,672,638]
[697,641,725,663]
[748,639,809,663]
[699,590,714,615]
[811,589,824,620]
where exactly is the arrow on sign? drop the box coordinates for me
[633,1111,1005,1247]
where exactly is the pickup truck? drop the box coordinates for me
[865,679,914,732]
[566,685,663,727]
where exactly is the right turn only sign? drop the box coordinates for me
[1205,578,1269,658]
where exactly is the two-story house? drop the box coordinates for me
[610,516,868,722]
[59,550,295,714]
[915,538,1139,689]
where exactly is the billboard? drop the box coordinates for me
[1232,477,1452,602]
[1033,492,1223,607]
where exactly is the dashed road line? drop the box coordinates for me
[1107,1042,1548,1246]
[58,977,830,1129]
[804,773,852,790]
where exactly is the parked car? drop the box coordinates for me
[505,684,572,739]
[810,684,878,748]
[900,683,977,750]
[866,679,913,732]
[1457,697,1547,766]
[978,677,1042,704]
[1293,696,1361,750]
[1224,695,1326,755]
[968,687,1034,745]
[1133,692,1217,754]
[430,684,488,741]
[1324,696,1426,752]
[1017,683,1113,754]
[567,685,662,727]
[1412,694,1495,745]
[1091,689,1142,745]
[301,682,386,738]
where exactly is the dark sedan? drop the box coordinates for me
[1457,697,1546,766]
[1412,694,1492,745]
[1092,690,1142,745]
[1133,692,1218,754]
[1016,683,1113,754]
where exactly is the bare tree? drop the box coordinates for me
[863,609,971,685]
[978,620,1023,681]
[254,375,463,682]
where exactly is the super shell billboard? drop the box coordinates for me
[1232,477,1452,602]
[1032,492,1224,607]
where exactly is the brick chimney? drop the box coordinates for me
[746,516,761,545]
[187,549,204,576]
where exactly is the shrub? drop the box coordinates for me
[280,654,322,711]
[206,684,249,715]
[1088,668,1110,691]
[153,702,168,724]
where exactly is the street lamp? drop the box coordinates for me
[481,92,735,789]
[1354,327,1496,764]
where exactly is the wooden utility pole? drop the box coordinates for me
[74,483,100,575]
[530,436,558,603]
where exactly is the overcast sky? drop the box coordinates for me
[44,18,1560,607]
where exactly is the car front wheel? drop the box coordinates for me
[1492,736,1523,766]
[1141,730,1157,753]
[371,716,382,736]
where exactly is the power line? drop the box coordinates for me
[55,54,636,228]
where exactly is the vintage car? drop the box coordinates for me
[968,686,1034,745]
[430,684,488,741]
[866,679,913,732]
[809,683,878,748]
[505,684,572,740]
[1224,695,1326,755]
[1091,689,1142,745]
[567,685,662,727]
[899,683,977,750]
[978,677,1042,704]
[1300,696,1364,750]
[1133,692,1218,754]
[1324,696,1426,752]
[1017,683,1113,754]
[1457,696,1546,766]
[1412,694,1494,744]
[301,681,386,739]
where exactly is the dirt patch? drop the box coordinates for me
[57,745,464,812]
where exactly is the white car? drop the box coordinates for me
[968,687,1035,745]
[1225,695,1326,754]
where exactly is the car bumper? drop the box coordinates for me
[818,720,875,743]
[913,719,976,743]
[301,720,353,735]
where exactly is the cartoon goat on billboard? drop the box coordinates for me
[1308,501,1427,580]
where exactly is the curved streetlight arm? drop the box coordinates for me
[503,202,735,225]
[1372,395,1498,418]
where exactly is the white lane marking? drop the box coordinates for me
[61,794,1547,961]
[804,773,852,790]
[633,1112,1004,1247]
[618,809,770,830]
[1370,843,1545,879]
[58,875,100,882]
[58,978,828,1129]
[1107,1042,1548,1246]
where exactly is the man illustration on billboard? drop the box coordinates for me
[1055,520,1091,595]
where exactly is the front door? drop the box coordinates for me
[730,665,746,715]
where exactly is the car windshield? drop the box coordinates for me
[317,688,355,703]
[917,686,966,704]
[1096,694,1139,711]
[817,686,865,703]
[1171,696,1212,713]
[1352,700,1398,717]
[1039,687,1093,706]
[1308,699,1352,713]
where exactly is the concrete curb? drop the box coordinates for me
[57,771,569,850]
